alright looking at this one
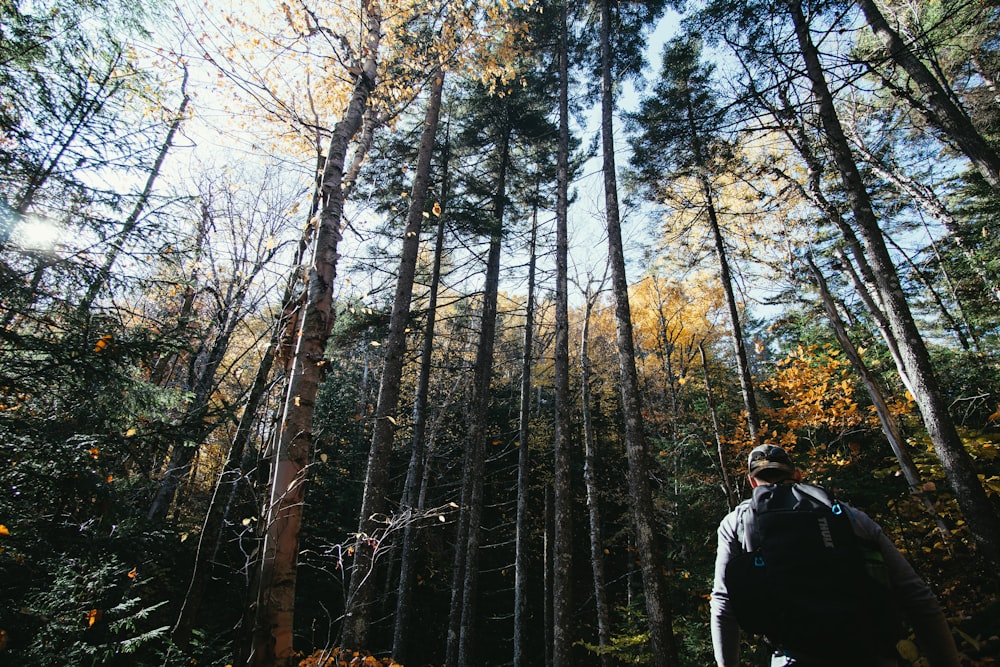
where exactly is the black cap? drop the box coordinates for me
[748,444,795,478]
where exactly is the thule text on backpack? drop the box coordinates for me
[817,515,835,548]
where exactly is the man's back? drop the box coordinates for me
[722,482,900,664]
[711,444,959,667]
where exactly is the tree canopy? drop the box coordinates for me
[2,0,1000,665]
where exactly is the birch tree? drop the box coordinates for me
[246,2,382,662]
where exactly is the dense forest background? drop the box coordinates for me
[2,0,1000,665]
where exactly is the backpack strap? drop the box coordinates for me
[734,502,753,551]
[793,483,840,512]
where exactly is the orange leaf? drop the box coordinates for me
[93,334,113,353]
[87,609,102,627]
[0,524,9,536]
[127,567,137,579]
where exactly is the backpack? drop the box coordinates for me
[723,482,901,663]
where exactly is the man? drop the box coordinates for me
[710,443,961,667]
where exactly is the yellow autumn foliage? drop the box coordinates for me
[630,273,725,350]
[629,271,727,388]
[761,343,907,439]
[191,0,536,156]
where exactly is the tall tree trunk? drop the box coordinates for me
[458,221,505,666]
[580,278,613,667]
[806,254,954,549]
[551,1,573,661]
[342,68,445,651]
[700,173,759,444]
[855,0,1000,193]
[447,128,509,667]
[513,187,539,667]
[446,233,500,667]
[786,0,1000,567]
[598,1,679,664]
[686,96,760,443]
[544,484,555,667]
[392,122,451,663]
[446,447,470,666]
[698,341,737,510]
[248,3,381,662]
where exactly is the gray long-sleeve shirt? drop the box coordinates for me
[710,486,960,667]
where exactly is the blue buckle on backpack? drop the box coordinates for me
[754,555,765,567]
[832,502,843,515]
